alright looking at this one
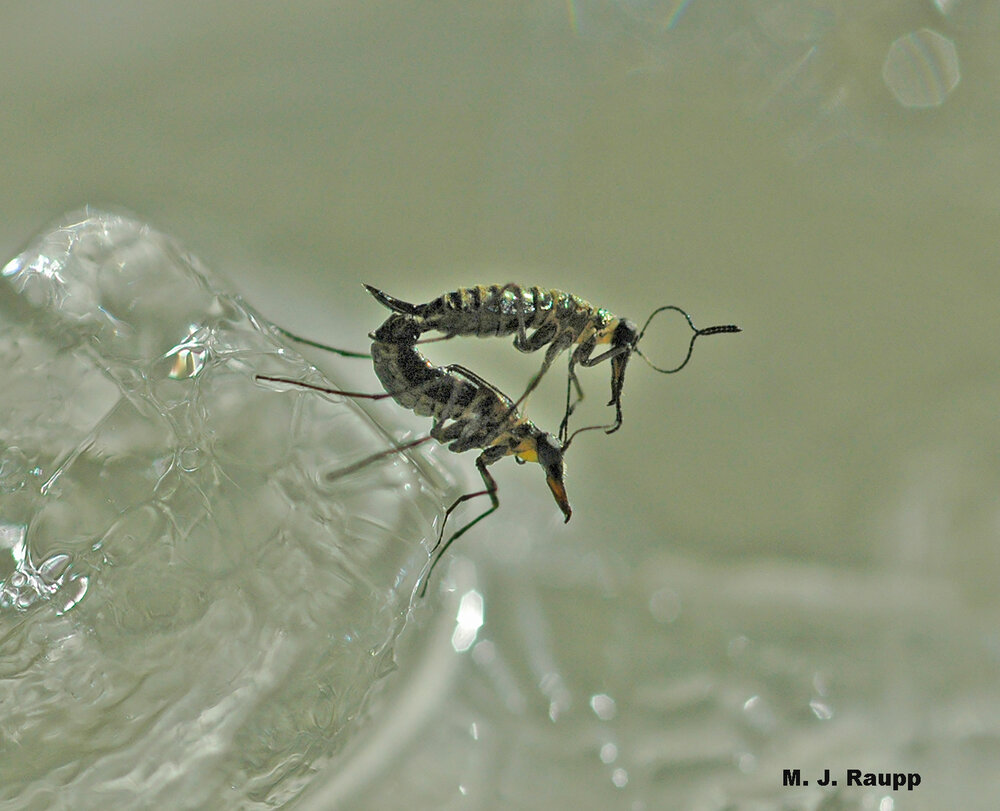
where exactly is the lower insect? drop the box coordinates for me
[257,312,573,597]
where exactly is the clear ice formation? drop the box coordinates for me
[0,209,446,807]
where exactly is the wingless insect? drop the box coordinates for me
[360,284,740,440]
[257,312,572,596]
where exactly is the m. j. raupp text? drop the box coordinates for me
[782,769,921,791]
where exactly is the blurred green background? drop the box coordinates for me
[3,2,999,808]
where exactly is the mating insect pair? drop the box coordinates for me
[257,284,739,596]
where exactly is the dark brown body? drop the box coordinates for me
[370,314,550,460]
[369,313,571,522]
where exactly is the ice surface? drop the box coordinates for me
[0,209,449,807]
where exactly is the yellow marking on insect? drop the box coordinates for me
[594,317,620,345]
[515,443,538,463]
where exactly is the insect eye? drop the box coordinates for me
[614,319,638,348]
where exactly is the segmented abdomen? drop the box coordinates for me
[414,285,598,339]
[370,314,512,435]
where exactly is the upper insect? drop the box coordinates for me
[363,283,740,441]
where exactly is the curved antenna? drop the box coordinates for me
[636,305,740,374]
[271,324,370,358]
[562,420,612,451]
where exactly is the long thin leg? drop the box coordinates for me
[501,282,546,414]
[501,282,530,348]
[413,334,458,346]
[325,435,436,481]
[579,344,629,434]
[498,285,564,417]
[578,344,627,368]
[419,453,499,598]
[257,372,497,596]
[257,373,494,466]
[504,335,570,423]
[557,345,633,442]
[444,364,514,402]
[558,354,586,442]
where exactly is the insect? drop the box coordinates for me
[360,284,741,440]
[256,313,572,597]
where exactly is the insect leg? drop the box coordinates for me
[325,435,437,481]
[506,332,573,421]
[558,354,587,442]
[575,344,630,433]
[513,320,557,353]
[578,344,627,367]
[444,363,514,402]
[495,283,530,349]
[413,333,457,346]
[440,364,520,452]
[419,450,502,598]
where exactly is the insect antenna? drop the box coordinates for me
[270,325,370,358]
[635,305,741,374]
[270,324,455,359]
[255,374,396,401]
[562,420,608,450]
[254,374,438,474]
